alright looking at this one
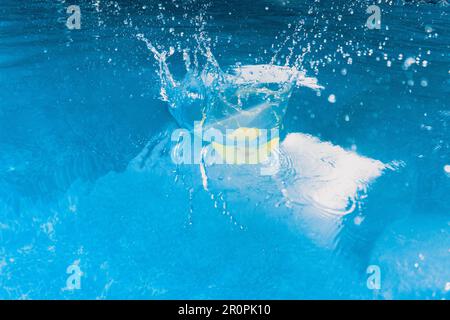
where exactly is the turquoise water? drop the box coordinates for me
[0,0,449,299]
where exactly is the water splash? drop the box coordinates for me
[137,33,322,135]
[138,20,400,247]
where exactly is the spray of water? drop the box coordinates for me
[136,3,399,245]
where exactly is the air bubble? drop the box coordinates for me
[420,79,428,87]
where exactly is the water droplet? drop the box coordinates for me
[403,57,416,70]
[354,216,364,225]
[328,94,336,104]
[445,282,450,292]
[444,165,450,175]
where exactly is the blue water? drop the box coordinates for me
[0,0,449,299]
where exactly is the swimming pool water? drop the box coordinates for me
[0,0,449,299]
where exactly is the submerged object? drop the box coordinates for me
[210,127,280,165]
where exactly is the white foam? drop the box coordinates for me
[229,64,323,90]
